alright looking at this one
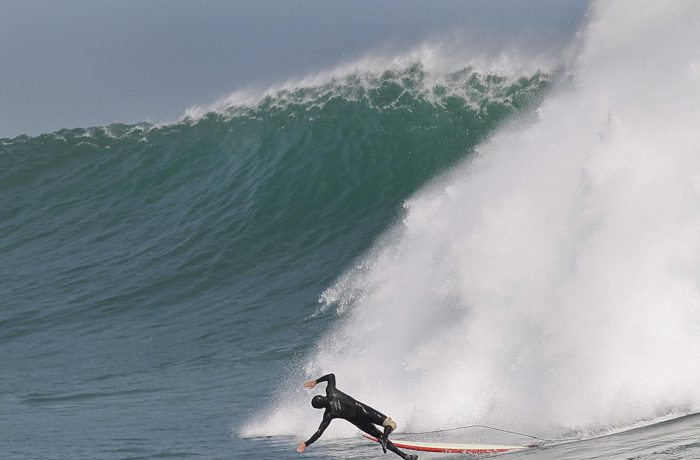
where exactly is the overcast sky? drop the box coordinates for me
[0,0,588,138]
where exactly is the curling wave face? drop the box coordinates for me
[0,58,550,460]
[0,63,548,339]
[247,0,700,441]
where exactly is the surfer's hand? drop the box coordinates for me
[303,380,316,389]
[297,442,306,453]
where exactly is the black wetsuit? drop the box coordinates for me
[304,374,415,459]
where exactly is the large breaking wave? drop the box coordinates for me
[245,0,700,441]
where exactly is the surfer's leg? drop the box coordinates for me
[382,416,397,439]
[356,403,390,452]
[356,403,398,450]
[372,412,397,451]
[356,421,387,453]
[357,402,388,425]
[385,439,416,459]
[356,421,414,459]
[355,420,383,441]
[378,417,397,454]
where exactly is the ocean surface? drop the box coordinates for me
[2,1,700,459]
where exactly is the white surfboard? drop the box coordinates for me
[362,433,529,454]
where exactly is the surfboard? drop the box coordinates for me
[362,433,528,454]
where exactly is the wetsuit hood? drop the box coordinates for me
[311,395,328,409]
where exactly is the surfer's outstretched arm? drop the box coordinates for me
[297,413,332,453]
[303,373,336,391]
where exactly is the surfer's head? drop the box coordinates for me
[311,395,328,409]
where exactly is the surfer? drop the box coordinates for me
[296,373,417,459]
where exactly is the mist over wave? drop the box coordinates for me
[245,0,700,440]
[182,38,560,122]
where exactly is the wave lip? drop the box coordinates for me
[183,39,560,122]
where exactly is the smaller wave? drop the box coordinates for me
[23,388,160,405]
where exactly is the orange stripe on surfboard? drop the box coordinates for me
[361,433,529,454]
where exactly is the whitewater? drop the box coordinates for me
[244,0,700,455]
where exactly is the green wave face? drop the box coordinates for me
[0,65,549,345]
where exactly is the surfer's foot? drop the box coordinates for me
[379,435,388,454]
[405,455,418,460]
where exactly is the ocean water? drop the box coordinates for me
[3,1,700,459]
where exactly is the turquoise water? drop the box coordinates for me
[0,66,550,459]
